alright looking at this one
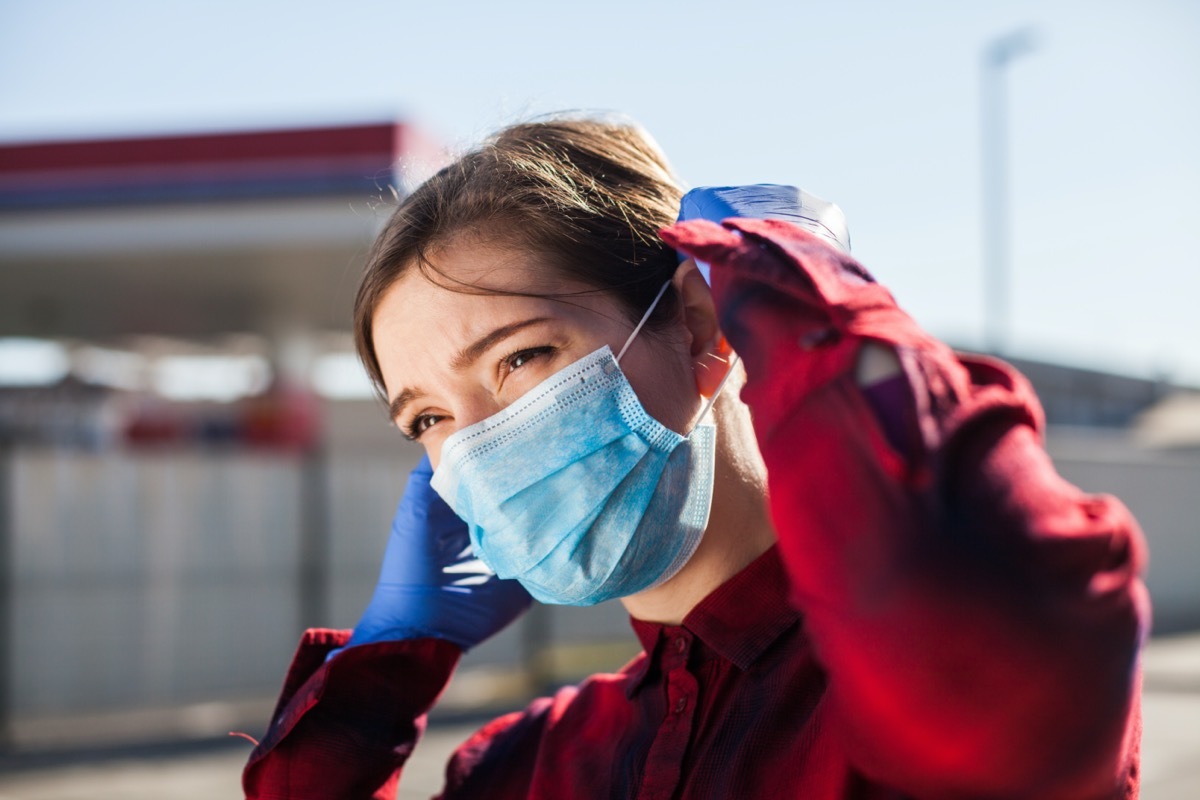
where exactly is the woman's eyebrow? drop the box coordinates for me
[449,317,552,371]
[388,317,554,422]
[388,386,423,424]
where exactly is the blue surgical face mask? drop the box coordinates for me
[430,284,731,606]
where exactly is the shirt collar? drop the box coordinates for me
[625,545,800,695]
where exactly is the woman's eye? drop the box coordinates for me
[403,413,442,441]
[502,346,555,374]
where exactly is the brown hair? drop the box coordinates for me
[353,117,686,399]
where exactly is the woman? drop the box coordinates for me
[243,118,1147,798]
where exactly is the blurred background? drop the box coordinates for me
[0,1,1197,797]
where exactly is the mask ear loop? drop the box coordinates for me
[614,279,740,432]
[615,281,672,365]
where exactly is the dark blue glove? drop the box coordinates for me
[677,184,851,283]
[338,455,532,654]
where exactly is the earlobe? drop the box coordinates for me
[694,336,734,398]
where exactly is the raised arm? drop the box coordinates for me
[662,216,1148,799]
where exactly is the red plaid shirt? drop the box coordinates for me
[243,219,1146,799]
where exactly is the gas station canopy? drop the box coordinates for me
[0,121,441,340]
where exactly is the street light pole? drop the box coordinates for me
[981,28,1037,355]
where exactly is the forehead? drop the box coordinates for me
[414,238,571,293]
[369,239,620,369]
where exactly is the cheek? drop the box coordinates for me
[425,422,471,471]
[626,349,700,435]
[425,441,443,472]
[422,415,475,472]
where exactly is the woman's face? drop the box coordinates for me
[371,237,704,467]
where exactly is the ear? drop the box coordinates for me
[672,259,734,398]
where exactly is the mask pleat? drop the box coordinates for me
[518,443,670,604]
[478,433,650,572]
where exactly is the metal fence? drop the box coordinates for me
[0,432,1196,746]
[0,444,636,747]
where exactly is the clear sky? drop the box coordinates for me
[3,0,1198,384]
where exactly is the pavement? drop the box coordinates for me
[0,632,1197,800]
[0,723,480,800]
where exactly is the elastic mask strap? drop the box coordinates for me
[615,279,739,430]
[615,281,672,365]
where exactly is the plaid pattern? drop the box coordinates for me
[244,220,1145,799]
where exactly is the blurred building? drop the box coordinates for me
[1003,356,1173,429]
[0,123,1197,752]
[1,121,428,337]
[0,120,446,448]
[997,356,1200,635]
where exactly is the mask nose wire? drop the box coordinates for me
[614,280,740,433]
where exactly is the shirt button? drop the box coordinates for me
[674,696,688,714]
[674,636,687,653]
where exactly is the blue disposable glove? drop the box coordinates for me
[338,455,532,654]
[677,184,851,283]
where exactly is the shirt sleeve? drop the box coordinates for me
[665,218,1149,799]
[241,629,461,800]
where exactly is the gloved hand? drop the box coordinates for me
[659,217,959,446]
[676,184,851,283]
[339,455,532,653]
